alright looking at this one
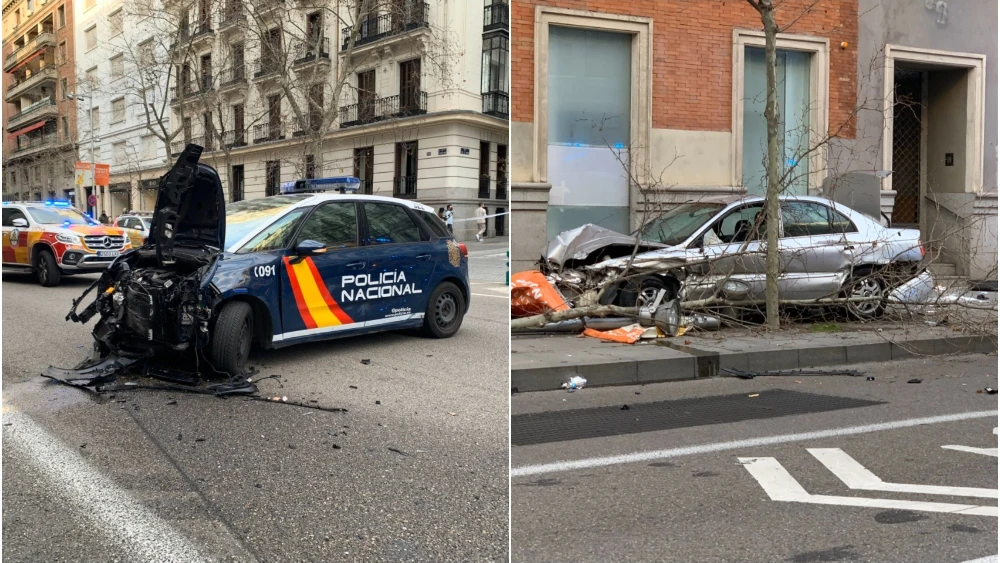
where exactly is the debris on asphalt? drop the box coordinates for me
[361,359,371,365]
[561,376,587,391]
[984,388,998,395]
[511,387,519,394]
[907,378,922,384]
[166,399,177,405]
[722,368,864,379]
[748,393,760,398]
[195,438,205,442]
[177,432,182,441]
[332,444,341,449]
[375,400,381,405]
[866,376,876,381]
[620,404,630,410]
[388,447,408,456]
[349,385,358,389]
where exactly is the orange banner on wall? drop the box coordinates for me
[94,163,110,186]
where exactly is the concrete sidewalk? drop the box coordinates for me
[511,324,997,392]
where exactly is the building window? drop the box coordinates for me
[57,5,66,28]
[111,54,124,80]
[265,161,280,196]
[109,9,123,35]
[62,116,69,140]
[231,165,244,202]
[111,98,126,124]
[394,141,417,198]
[113,142,127,166]
[90,108,100,132]
[60,78,68,99]
[141,135,155,160]
[305,154,315,179]
[58,41,67,65]
[399,59,422,113]
[86,67,98,89]
[140,40,155,67]
[354,147,374,194]
[481,34,508,94]
[85,26,97,51]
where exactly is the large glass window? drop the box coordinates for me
[742,47,811,196]
[481,34,508,94]
[295,203,358,249]
[363,203,423,244]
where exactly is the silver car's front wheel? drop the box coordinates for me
[844,268,885,319]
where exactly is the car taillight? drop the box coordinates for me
[918,238,926,257]
[458,243,468,257]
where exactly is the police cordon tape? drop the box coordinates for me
[451,211,511,222]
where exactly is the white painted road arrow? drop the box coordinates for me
[808,448,998,499]
[739,457,997,517]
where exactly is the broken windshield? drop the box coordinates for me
[635,203,725,246]
[224,195,312,249]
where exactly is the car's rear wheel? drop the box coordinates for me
[35,249,61,287]
[842,267,886,320]
[422,282,465,338]
[619,276,673,308]
[211,301,253,376]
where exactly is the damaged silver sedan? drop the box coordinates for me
[542,195,933,319]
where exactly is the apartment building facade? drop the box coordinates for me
[102,0,510,240]
[2,0,79,204]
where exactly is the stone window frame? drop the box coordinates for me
[881,44,986,195]
[531,6,652,186]
[731,29,830,192]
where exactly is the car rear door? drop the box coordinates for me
[778,201,852,300]
[2,207,31,266]
[359,202,437,328]
[278,201,368,341]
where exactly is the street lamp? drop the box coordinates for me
[67,91,97,215]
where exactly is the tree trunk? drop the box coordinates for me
[760,1,781,330]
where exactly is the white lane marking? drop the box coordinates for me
[962,556,999,563]
[471,292,509,299]
[808,448,998,499]
[2,407,207,562]
[942,445,1000,457]
[740,457,997,517]
[511,410,999,478]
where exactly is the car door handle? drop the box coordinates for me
[346,261,366,269]
[415,253,432,261]
[844,245,855,250]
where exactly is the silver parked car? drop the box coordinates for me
[543,195,933,319]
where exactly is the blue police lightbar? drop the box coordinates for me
[44,200,72,207]
[280,176,362,195]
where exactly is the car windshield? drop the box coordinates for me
[27,206,98,226]
[635,203,725,246]
[224,195,312,248]
[141,218,152,229]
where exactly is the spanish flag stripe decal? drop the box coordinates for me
[304,257,354,324]
[288,258,342,328]
[283,257,318,329]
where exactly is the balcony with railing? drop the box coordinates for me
[483,2,508,32]
[482,91,508,119]
[223,129,247,148]
[171,139,186,156]
[253,56,283,79]
[6,98,58,131]
[293,37,330,67]
[170,80,196,103]
[218,2,245,29]
[190,21,215,45]
[219,65,247,90]
[252,0,284,16]
[10,132,59,159]
[292,114,323,137]
[496,175,507,200]
[339,91,427,127]
[252,122,284,144]
[4,32,56,72]
[5,67,58,103]
[340,2,429,52]
[393,175,417,199]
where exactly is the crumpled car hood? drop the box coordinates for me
[544,223,667,267]
[585,245,691,272]
[148,144,225,262]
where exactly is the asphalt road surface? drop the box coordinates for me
[512,354,999,563]
[2,247,510,563]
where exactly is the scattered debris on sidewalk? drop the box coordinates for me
[722,368,864,379]
[907,378,922,384]
[562,376,587,391]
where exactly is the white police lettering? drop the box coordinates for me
[340,271,422,302]
[254,265,276,277]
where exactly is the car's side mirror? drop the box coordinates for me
[12,218,28,228]
[136,223,145,231]
[295,239,327,256]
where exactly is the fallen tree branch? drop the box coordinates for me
[511,305,640,329]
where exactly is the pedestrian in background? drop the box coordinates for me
[99,211,110,225]
[444,204,454,234]
[475,202,487,242]
[438,207,446,221]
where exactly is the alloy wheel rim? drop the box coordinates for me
[850,278,882,315]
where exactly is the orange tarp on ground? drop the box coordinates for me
[582,325,646,344]
[511,271,571,318]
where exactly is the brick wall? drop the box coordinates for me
[511,0,858,138]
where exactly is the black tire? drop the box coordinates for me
[35,249,61,287]
[842,267,886,320]
[619,276,672,308]
[421,282,465,338]
[211,301,253,376]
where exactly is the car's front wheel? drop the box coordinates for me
[211,301,253,376]
[842,267,886,320]
[421,282,466,338]
[619,276,673,308]
[35,249,61,287]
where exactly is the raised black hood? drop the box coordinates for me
[148,144,226,263]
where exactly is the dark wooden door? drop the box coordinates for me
[358,70,375,121]
[399,59,420,113]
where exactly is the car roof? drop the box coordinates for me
[288,193,436,213]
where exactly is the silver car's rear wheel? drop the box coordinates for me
[844,268,885,319]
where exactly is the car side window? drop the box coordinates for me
[294,202,358,249]
[417,209,450,238]
[238,210,307,254]
[781,202,834,237]
[121,218,134,229]
[829,207,858,233]
[2,208,27,227]
[709,204,765,244]
[363,203,425,244]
